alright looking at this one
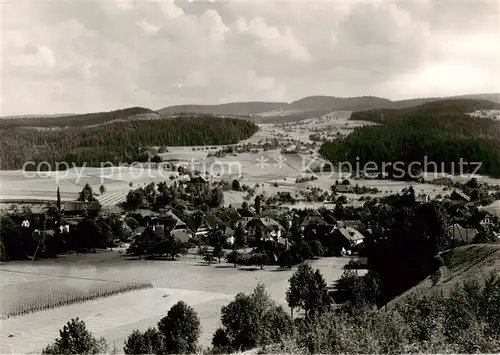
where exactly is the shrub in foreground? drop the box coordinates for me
[42,317,111,355]
[123,300,201,355]
[295,274,500,354]
[212,284,293,353]
[158,301,201,354]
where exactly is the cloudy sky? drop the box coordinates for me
[2,0,499,115]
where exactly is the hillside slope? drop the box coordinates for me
[391,244,500,305]
[0,107,157,128]
[320,98,500,177]
[0,116,258,169]
[157,102,287,117]
[350,98,500,123]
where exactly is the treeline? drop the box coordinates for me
[0,107,154,128]
[350,98,500,124]
[0,116,258,169]
[320,102,500,177]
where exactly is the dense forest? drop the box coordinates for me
[0,107,155,128]
[321,99,500,177]
[350,98,500,124]
[0,115,258,169]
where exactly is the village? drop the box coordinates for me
[3,169,498,269]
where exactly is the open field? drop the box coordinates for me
[0,251,353,353]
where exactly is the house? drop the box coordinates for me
[59,224,70,233]
[329,227,365,255]
[245,216,284,240]
[143,210,188,233]
[334,184,356,193]
[194,219,211,237]
[304,224,336,243]
[447,223,478,245]
[226,207,242,223]
[101,205,124,215]
[142,224,191,244]
[194,214,226,238]
[451,189,471,203]
[204,214,226,230]
[237,208,256,223]
[135,209,157,218]
[480,215,494,228]
[323,212,339,226]
[301,215,328,228]
[155,210,188,231]
[61,201,101,216]
[417,194,431,203]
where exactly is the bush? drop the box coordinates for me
[232,179,242,191]
[124,328,163,355]
[226,250,244,267]
[214,284,293,352]
[42,318,110,355]
[332,270,380,307]
[158,301,201,354]
[286,263,331,318]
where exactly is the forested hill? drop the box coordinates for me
[320,99,500,177]
[0,116,258,169]
[350,99,500,123]
[0,107,157,128]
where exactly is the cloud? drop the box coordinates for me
[1,0,499,115]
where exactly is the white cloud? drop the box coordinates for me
[1,0,499,115]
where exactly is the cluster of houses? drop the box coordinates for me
[9,177,499,258]
[124,204,367,256]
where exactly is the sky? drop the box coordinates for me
[1,0,499,116]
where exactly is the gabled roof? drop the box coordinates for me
[172,230,191,243]
[62,201,101,212]
[301,216,327,227]
[323,213,338,225]
[189,175,208,183]
[223,226,235,237]
[338,227,365,243]
[160,210,186,228]
[227,208,241,222]
[237,208,256,218]
[335,184,356,193]
[135,209,156,217]
[260,217,285,230]
[101,205,124,215]
[452,189,471,202]
[203,214,225,230]
[245,216,281,230]
[121,221,133,234]
[306,224,336,236]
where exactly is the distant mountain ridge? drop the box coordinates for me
[157,93,500,121]
[157,101,287,117]
[3,93,499,124]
